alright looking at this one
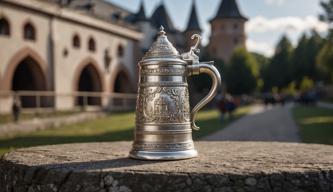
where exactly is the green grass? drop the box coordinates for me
[0,111,79,125]
[322,97,333,104]
[293,106,333,145]
[0,106,250,155]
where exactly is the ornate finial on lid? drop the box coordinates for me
[141,26,180,61]
[159,25,166,36]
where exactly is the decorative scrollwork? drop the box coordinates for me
[136,87,190,124]
[141,67,185,76]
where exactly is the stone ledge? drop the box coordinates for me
[1,142,333,192]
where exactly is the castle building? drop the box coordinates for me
[130,2,187,53]
[208,0,248,63]
[0,0,202,114]
[0,0,247,114]
[0,0,142,113]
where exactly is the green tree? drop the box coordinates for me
[292,33,309,83]
[225,48,258,95]
[263,35,293,91]
[319,0,333,26]
[306,30,325,80]
[292,31,324,84]
[300,76,315,92]
[317,41,333,82]
[251,52,269,77]
[252,52,270,91]
[317,0,333,82]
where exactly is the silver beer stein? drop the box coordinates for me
[130,26,221,160]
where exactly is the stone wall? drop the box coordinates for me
[1,142,332,192]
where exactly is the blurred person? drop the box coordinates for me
[225,95,237,119]
[217,94,238,121]
[12,94,21,123]
[263,93,276,107]
[217,94,226,122]
[279,93,286,106]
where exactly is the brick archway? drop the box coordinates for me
[110,64,133,93]
[1,47,48,91]
[73,57,105,93]
[73,57,105,106]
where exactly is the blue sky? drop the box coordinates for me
[107,0,328,56]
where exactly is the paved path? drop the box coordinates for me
[317,102,333,110]
[203,104,301,142]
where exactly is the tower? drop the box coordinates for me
[130,0,147,24]
[149,3,179,47]
[184,0,202,50]
[150,3,176,33]
[127,0,152,52]
[208,0,248,63]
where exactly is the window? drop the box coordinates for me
[88,37,96,52]
[112,12,121,22]
[0,17,10,36]
[233,23,239,29]
[118,45,124,57]
[73,34,81,48]
[23,22,36,40]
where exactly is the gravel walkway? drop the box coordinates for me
[317,102,333,110]
[203,104,301,142]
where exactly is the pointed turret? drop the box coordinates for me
[135,0,147,22]
[211,0,247,21]
[150,3,176,32]
[185,0,201,32]
[208,0,248,62]
[126,0,147,23]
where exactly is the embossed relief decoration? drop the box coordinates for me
[141,67,185,76]
[136,87,190,123]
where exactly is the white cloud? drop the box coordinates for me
[264,0,286,6]
[246,39,275,57]
[202,23,211,46]
[246,16,329,34]
[245,15,329,56]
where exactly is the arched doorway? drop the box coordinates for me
[113,71,131,93]
[76,64,103,106]
[11,56,47,107]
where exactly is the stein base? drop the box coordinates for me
[129,149,198,160]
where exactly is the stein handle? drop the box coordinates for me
[188,63,222,130]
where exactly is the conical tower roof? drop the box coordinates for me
[185,0,201,32]
[211,0,248,21]
[150,3,176,32]
[135,0,147,22]
[126,0,147,23]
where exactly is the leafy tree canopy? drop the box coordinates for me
[263,35,293,91]
[226,48,258,95]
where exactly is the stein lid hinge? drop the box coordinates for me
[181,34,201,65]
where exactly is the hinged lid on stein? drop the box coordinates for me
[130,26,221,160]
[140,26,184,63]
